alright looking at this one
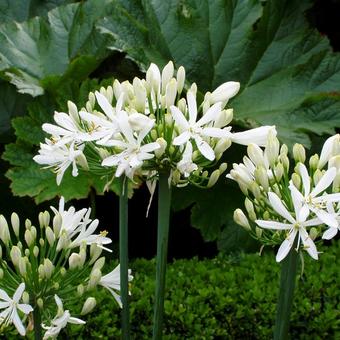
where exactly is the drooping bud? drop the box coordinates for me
[210,81,240,105]
[11,213,20,237]
[81,297,97,315]
[234,209,251,230]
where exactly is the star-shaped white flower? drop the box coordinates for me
[177,142,198,177]
[293,163,340,228]
[0,283,33,336]
[255,190,322,262]
[42,295,85,339]
[34,140,86,185]
[101,110,160,179]
[99,264,133,308]
[170,90,224,161]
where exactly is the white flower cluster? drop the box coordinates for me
[0,199,132,338]
[228,133,340,262]
[34,61,275,188]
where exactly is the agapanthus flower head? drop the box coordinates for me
[0,198,132,337]
[34,61,275,189]
[228,133,340,262]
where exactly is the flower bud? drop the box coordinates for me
[248,144,265,166]
[274,163,284,181]
[234,209,251,230]
[313,169,324,186]
[22,291,29,304]
[255,227,263,238]
[77,153,89,171]
[89,244,102,264]
[0,215,10,246]
[56,232,69,251]
[0,269,3,279]
[81,297,97,315]
[0,245,2,259]
[177,98,186,114]
[133,77,146,112]
[46,227,55,246]
[328,155,340,170]
[10,246,21,266]
[39,238,45,247]
[85,101,92,112]
[250,182,262,200]
[245,198,257,221]
[207,170,220,188]
[79,248,86,267]
[53,214,62,236]
[60,267,67,276]
[210,81,240,105]
[293,144,306,164]
[190,83,197,96]
[25,219,31,229]
[19,257,27,276]
[280,153,290,172]
[24,230,34,247]
[309,154,319,170]
[333,173,340,192]
[154,138,167,158]
[88,268,102,289]
[11,213,20,237]
[161,61,174,93]
[309,227,319,241]
[43,259,54,279]
[37,298,44,309]
[176,66,185,94]
[291,173,301,189]
[254,166,269,191]
[92,257,106,272]
[165,78,177,109]
[69,253,82,270]
[265,131,280,167]
[43,211,50,228]
[146,63,161,96]
[214,138,232,154]
[214,109,233,128]
[88,91,96,108]
[77,284,85,296]
[33,246,39,258]
[38,264,45,279]
[68,100,79,123]
[38,212,44,228]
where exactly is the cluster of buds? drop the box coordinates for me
[0,198,132,338]
[34,61,275,189]
[228,133,340,262]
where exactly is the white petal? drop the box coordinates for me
[173,131,191,145]
[231,126,275,147]
[201,127,229,138]
[318,134,339,168]
[311,167,336,197]
[196,102,222,127]
[314,208,338,228]
[0,288,11,302]
[289,184,304,219]
[13,283,25,302]
[95,91,115,120]
[187,91,197,125]
[255,220,292,230]
[268,192,295,224]
[322,227,338,240]
[299,228,318,260]
[170,106,190,130]
[12,309,26,336]
[140,142,161,153]
[276,238,294,262]
[18,303,33,315]
[117,110,135,145]
[302,217,322,227]
[318,193,340,203]
[68,317,86,325]
[194,135,215,161]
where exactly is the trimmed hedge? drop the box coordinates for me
[67,243,339,339]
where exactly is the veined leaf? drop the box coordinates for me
[0,0,115,96]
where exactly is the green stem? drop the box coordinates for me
[33,306,42,340]
[274,247,299,340]
[152,172,172,340]
[120,176,130,340]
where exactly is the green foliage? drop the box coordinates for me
[67,243,340,339]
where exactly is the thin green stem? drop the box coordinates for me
[152,172,172,340]
[274,246,299,340]
[120,176,130,340]
[33,306,42,340]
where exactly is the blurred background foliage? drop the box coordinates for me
[0,0,340,258]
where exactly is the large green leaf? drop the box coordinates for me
[0,0,74,23]
[0,0,115,96]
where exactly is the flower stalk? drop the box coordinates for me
[120,176,130,340]
[274,242,299,340]
[153,172,172,340]
[33,306,42,340]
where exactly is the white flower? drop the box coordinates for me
[293,163,340,228]
[79,92,123,145]
[0,283,33,336]
[209,81,240,104]
[170,90,224,161]
[99,264,133,308]
[322,202,340,240]
[101,110,160,179]
[318,134,340,169]
[226,126,276,147]
[177,142,198,177]
[42,295,85,339]
[34,140,86,185]
[255,190,321,262]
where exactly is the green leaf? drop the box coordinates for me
[0,0,116,96]
[0,0,74,23]
[0,80,32,143]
